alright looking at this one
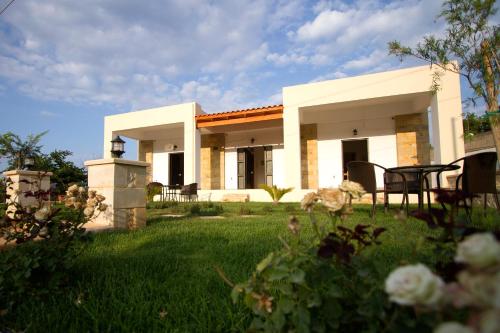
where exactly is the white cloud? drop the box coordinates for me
[288,0,446,69]
[310,70,347,82]
[0,0,281,111]
[40,110,58,117]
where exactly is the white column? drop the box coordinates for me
[430,70,464,186]
[283,106,302,189]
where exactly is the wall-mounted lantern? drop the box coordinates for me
[110,135,125,158]
[352,128,358,136]
[24,154,35,170]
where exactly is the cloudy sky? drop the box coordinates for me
[0,0,493,164]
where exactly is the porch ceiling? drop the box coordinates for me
[300,91,432,124]
[115,122,184,141]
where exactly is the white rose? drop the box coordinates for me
[83,207,95,218]
[385,264,444,306]
[455,233,500,269]
[34,206,50,221]
[434,322,473,333]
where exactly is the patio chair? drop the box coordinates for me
[431,152,499,216]
[180,183,198,202]
[146,182,164,202]
[347,161,409,218]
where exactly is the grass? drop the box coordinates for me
[4,202,498,332]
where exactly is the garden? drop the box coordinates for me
[1,187,499,332]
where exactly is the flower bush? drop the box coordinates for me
[0,178,106,315]
[225,182,403,332]
[385,232,500,333]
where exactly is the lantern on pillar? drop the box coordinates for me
[110,135,125,158]
[24,154,35,170]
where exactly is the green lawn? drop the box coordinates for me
[4,202,497,332]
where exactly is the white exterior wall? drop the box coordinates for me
[103,102,201,185]
[224,149,237,190]
[283,63,464,189]
[272,147,285,188]
[317,117,397,188]
[151,138,185,185]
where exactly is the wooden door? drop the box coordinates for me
[264,146,273,186]
[237,149,246,189]
[169,153,184,186]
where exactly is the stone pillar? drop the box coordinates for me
[300,124,318,189]
[84,159,149,229]
[138,140,154,183]
[3,170,53,216]
[200,134,225,190]
[395,113,430,166]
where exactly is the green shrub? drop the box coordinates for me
[182,202,224,216]
[229,187,399,332]
[238,205,253,216]
[0,182,105,313]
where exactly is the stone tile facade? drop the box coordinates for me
[300,124,318,189]
[138,140,154,183]
[2,170,53,217]
[85,159,149,229]
[394,113,430,166]
[201,134,225,190]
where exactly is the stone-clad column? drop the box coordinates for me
[85,159,149,229]
[3,170,53,217]
[300,124,318,189]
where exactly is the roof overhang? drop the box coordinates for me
[195,105,283,128]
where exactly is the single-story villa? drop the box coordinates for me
[102,64,464,202]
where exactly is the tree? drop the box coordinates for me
[388,0,500,156]
[0,131,47,170]
[34,150,87,196]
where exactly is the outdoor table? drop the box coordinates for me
[387,164,461,211]
[162,184,181,201]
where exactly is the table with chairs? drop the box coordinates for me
[347,152,499,218]
[146,182,198,202]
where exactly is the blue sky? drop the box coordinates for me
[0,0,496,166]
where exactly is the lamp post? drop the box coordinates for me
[24,154,35,170]
[110,135,125,158]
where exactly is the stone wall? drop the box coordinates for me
[301,124,318,189]
[138,140,154,183]
[200,134,225,190]
[464,131,495,153]
[394,113,430,166]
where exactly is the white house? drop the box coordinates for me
[102,64,465,202]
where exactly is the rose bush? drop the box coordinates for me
[385,231,500,333]
[0,177,107,316]
[225,182,406,332]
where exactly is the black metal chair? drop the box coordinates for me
[146,182,164,201]
[179,183,198,202]
[347,161,409,218]
[431,152,499,216]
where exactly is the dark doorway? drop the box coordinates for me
[342,139,368,180]
[237,148,255,189]
[169,153,184,186]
